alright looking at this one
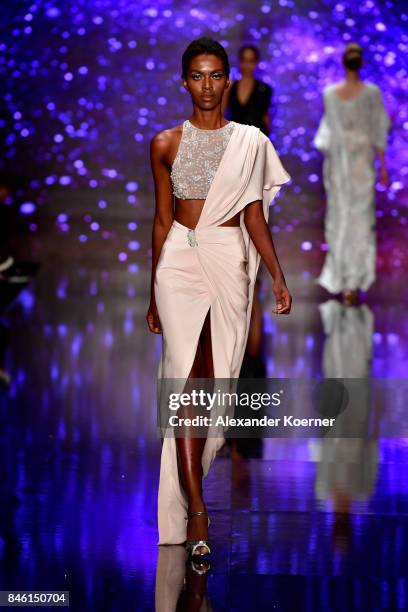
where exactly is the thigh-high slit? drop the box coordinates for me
[173,307,213,521]
[154,220,249,545]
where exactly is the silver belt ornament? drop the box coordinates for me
[187,228,198,247]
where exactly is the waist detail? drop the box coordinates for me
[171,220,243,248]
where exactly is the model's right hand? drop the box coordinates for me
[146,301,162,334]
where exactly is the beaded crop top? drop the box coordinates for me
[170,119,236,199]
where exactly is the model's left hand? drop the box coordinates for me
[271,278,292,315]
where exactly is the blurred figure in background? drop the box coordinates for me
[222,44,273,460]
[314,42,390,305]
[222,44,275,356]
[222,44,272,136]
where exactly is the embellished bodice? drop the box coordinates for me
[170,119,235,199]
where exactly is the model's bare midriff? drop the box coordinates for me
[174,198,240,228]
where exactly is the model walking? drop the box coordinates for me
[146,37,291,558]
[314,42,390,305]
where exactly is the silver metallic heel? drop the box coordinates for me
[184,511,211,557]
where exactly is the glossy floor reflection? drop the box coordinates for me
[0,221,407,611]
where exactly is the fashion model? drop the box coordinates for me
[146,37,291,559]
[222,44,272,136]
[314,42,390,305]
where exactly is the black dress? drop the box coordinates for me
[227,79,272,135]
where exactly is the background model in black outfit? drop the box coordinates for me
[223,44,272,136]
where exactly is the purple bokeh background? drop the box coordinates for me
[0,1,406,265]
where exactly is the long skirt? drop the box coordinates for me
[154,219,250,544]
[316,138,377,293]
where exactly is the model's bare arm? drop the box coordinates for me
[243,200,285,281]
[146,131,174,333]
[244,200,292,314]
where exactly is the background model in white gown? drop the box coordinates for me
[313,82,390,294]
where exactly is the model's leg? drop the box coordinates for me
[175,307,213,552]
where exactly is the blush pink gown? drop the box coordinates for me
[154,121,290,545]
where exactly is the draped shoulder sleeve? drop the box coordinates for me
[260,131,291,192]
[367,83,390,150]
[244,130,291,205]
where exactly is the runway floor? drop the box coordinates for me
[0,216,407,611]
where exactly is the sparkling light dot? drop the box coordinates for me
[126,181,138,192]
[20,202,36,215]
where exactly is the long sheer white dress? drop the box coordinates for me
[314,82,390,293]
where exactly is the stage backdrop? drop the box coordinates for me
[0,0,406,267]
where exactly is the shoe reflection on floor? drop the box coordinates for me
[155,545,212,612]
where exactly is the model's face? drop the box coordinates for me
[239,49,258,77]
[183,54,229,109]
